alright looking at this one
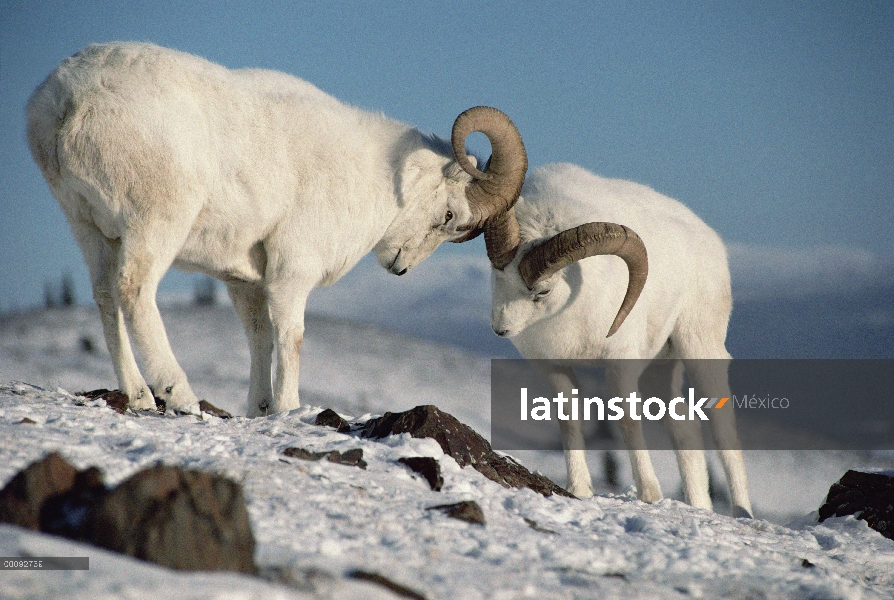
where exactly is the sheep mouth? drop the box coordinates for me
[492,325,516,338]
[387,249,409,276]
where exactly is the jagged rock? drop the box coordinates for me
[17,417,36,424]
[0,452,79,530]
[283,447,367,469]
[398,457,443,491]
[427,500,485,525]
[362,405,572,498]
[0,454,257,573]
[88,464,256,572]
[199,400,232,419]
[315,408,351,433]
[819,470,894,540]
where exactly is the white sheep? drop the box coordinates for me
[26,42,527,416]
[483,162,751,516]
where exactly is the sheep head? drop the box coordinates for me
[492,222,648,339]
[376,106,527,276]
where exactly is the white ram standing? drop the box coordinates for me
[27,42,527,416]
[484,162,751,516]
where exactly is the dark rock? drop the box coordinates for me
[40,467,106,540]
[0,452,79,530]
[103,391,130,414]
[427,500,485,525]
[87,464,257,573]
[327,449,367,469]
[398,457,443,491]
[282,447,367,469]
[801,558,815,568]
[1,454,257,573]
[523,517,557,534]
[282,447,327,461]
[362,405,572,498]
[315,408,351,433]
[818,470,894,540]
[199,400,232,419]
[350,570,427,599]
[77,389,131,414]
[17,418,36,425]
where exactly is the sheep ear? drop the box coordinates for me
[446,156,477,180]
[518,222,648,337]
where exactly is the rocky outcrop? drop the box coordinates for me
[360,405,572,498]
[0,453,256,573]
[819,470,894,540]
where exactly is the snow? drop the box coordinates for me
[1,305,893,598]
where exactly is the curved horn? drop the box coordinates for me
[518,222,648,337]
[451,106,527,269]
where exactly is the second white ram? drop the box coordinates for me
[484,162,751,516]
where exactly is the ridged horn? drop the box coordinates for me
[518,222,648,337]
[451,106,527,269]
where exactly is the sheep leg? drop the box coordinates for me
[70,219,155,410]
[542,365,594,498]
[640,360,712,509]
[683,358,752,517]
[610,362,663,503]
[265,279,311,414]
[226,281,274,417]
[116,234,200,414]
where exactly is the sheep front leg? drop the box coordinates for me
[609,362,663,503]
[227,281,274,417]
[265,281,311,415]
[542,365,594,498]
[684,358,752,517]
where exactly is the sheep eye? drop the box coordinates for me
[534,289,551,302]
[445,210,454,224]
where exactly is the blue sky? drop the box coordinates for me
[1,1,892,312]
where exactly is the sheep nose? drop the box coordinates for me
[493,326,509,337]
[395,267,408,276]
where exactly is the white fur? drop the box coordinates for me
[27,42,482,415]
[492,163,752,516]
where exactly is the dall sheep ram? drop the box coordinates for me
[483,162,751,516]
[27,42,527,416]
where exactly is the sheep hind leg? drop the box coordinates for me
[227,281,274,417]
[71,219,155,410]
[684,358,752,517]
[116,232,200,414]
[640,360,711,510]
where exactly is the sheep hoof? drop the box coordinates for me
[567,484,595,499]
[128,388,157,412]
[731,505,753,519]
[172,403,201,416]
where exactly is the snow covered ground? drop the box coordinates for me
[1,304,893,598]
